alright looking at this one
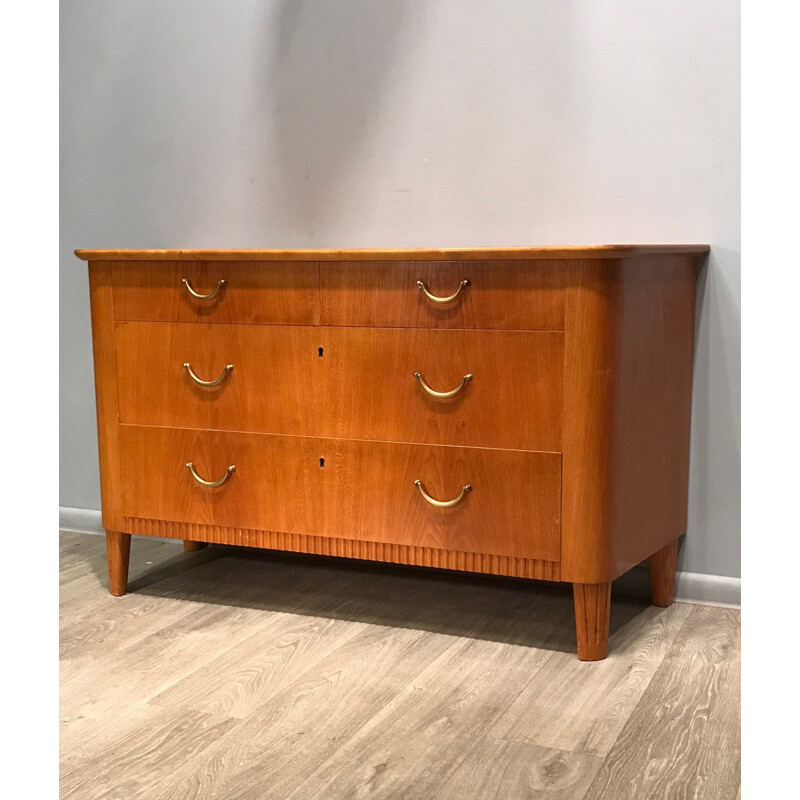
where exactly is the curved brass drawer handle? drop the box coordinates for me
[186,462,236,487]
[416,278,470,305]
[414,371,472,400]
[183,362,234,387]
[182,278,227,300]
[414,479,472,508]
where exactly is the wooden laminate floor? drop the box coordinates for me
[59,531,740,800]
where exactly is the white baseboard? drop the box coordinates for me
[58,506,740,607]
[613,564,740,608]
[60,506,103,535]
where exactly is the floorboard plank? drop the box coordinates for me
[582,606,740,800]
[59,554,243,658]
[60,706,238,800]
[433,738,604,800]
[283,620,561,799]
[492,599,693,755]
[143,624,461,800]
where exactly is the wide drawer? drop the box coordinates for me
[320,260,565,330]
[112,261,319,324]
[115,322,323,435]
[115,323,562,450]
[320,327,563,451]
[119,426,561,562]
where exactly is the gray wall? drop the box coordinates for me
[60,1,740,578]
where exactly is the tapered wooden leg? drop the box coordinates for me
[573,582,611,661]
[650,539,679,607]
[183,540,208,552]
[106,531,132,597]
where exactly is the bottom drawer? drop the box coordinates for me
[118,426,561,562]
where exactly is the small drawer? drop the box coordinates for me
[320,328,564,451]
[322,439,561,562]
[119,426,326,534]
[112,261,319,324]
[320,260,565,330]
[118,426,561,562]
[115,322,323,435]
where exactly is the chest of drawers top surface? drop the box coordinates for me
[75,244,709,261]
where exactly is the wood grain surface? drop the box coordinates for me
[115,322,323,435]
[282,631,557,800]
[118,426,562,561]
[60,532,739,800]
[111,261,320,324]
[105,530,131,596]
[124,518,561,580]
[321,327,563,450]
[87,262,124,531]
[434,738,604,800]
[320,259,565,329]
[75,244,710,261]
[118,425,327,533]
[491,600,694,754]
[650,538,679,606]
[60,706,237,799]
[561,257,698,584]
[582,605,740,800]
[572,582,612,661]
[115,322,562,450]
[318,437,562,559]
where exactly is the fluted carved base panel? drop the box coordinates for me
[124,517,562,581]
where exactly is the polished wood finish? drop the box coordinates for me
[183,541,208,552]
[650,538,679,607]
[115,322,323,435]
[126,518,561,580]
[320,260,565,330]
[115,323,562,450]
[561,257,698,585]
[572,582,612,661]
[111,261,319,324]
[321,327,563,450]
[83,246,706,661]
[119,425,562,562]
[118,425,326,535]
[609,259,696,577]
[75,244,710,261]
[87,262,124,531]
[105,531,131,596]
[319,438,561,559]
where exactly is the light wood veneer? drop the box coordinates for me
[320,260,565,330]
[320,327,563,450]
[119,425,561,561]
[79,245,708,660]
[115,322,323,436]
[115,323,563,450]
[112,261,320,325]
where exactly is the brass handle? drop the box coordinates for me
[414,371,472,400]
[183,362,234,387]
[182,278,227,300]
[416,279,470,304]
[186,462,236,488]
[414,480,472,508]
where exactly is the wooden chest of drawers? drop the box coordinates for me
[77,245,708,660]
